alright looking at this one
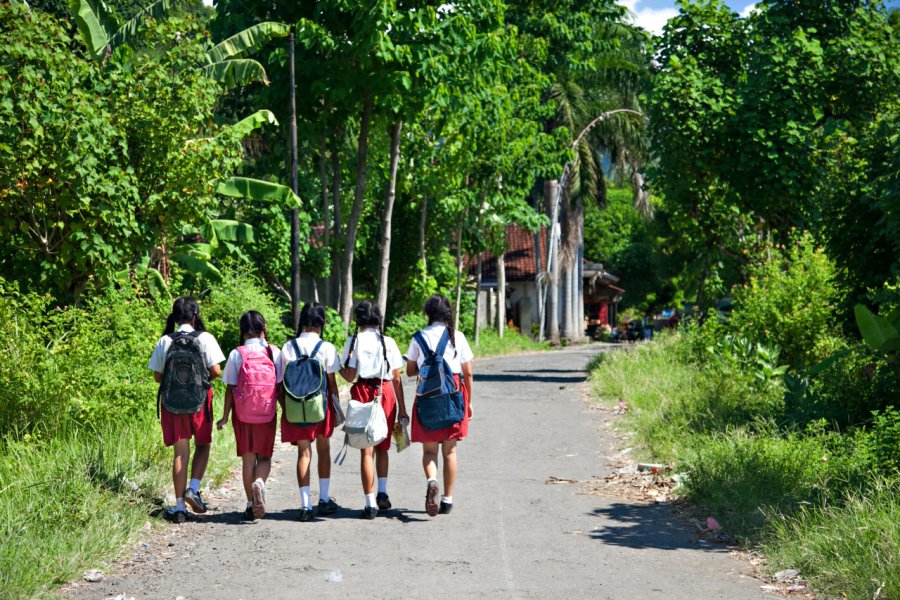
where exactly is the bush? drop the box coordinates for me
[730,235,839,369]
[385,312,427,349]
[200,265,292,353]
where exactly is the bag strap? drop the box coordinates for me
[413,331,434,358]
[434,329,451,358]
[334,433,350,465]
[310,339,324,360]
[290,337,303,358]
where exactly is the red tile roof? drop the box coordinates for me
[470,225,548,281]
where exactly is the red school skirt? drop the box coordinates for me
[349,379,398,452]
[411,374,471,443]
[232,414,276,457]
[281,395,337,444]
[160,388,214,447]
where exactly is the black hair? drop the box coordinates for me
[163,296,206,335]
[298,302,327,335]
[424,294,457,357]
[343,300,388,371]
[239,310,267,343]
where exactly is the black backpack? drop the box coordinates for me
[158,331,211,419]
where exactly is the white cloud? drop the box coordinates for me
[739,2,758,18]
[619,0,679,36]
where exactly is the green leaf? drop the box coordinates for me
[201,59,269,89]
[205,219,255,243]
[229,110,278,138]
[216,177,301,207]
[146,267,171,300]
[174,253,222,281]
[854,304,899,352]
[106,0,185,56]
[206,22,291,64]
[71,0,116,56]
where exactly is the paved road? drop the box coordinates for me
[70,345,766,600]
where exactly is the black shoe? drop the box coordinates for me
[439,501,453,515]
[425,480,439,517]
[242,507,256,522]
[298,507,314,522]
[361,506,378,520]
[164,508,187,524]
[376,492,392,510]
[317,498,339,516]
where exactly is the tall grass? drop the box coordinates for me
[473,327,550,357]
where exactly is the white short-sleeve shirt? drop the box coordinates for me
[340,328,404,380]
[281,332,341,375]
[406,322,473,374]
[222,338,283,386]
[148,324,226,373]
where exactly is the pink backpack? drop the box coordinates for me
[233,345,278,423]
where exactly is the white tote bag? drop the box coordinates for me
[333,345,389,464]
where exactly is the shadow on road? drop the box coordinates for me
[588,503,727,552]
[475,370,587,384]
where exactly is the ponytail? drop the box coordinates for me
[424,294,457,357]
[163,296,204,335]
[343,325,359,370]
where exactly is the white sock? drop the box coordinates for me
[364,493,377,508]
[175,497,186,511]
[441,495,453,504]
[377,477,388,494]
[246,501,253,509]
[427,477,438,484]
[319,478,330,503]
[300,486,312,509]
[189,478,201,493]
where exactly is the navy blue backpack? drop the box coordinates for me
[412,330,465,430]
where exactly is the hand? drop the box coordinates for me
[398,408,410,424]
[216,417,227,431]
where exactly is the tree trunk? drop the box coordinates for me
[288,31,300,332]
[497,250,506,339]
[454,209,465,333]
[330,131,343,310]
[340,90,373,326]
[473,251,483,346]
[545,179,561,345]
[376,121,403,319]
[419,196,428,272]
[318,135,331,307]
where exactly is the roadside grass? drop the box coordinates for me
[589,335,897,598]
[762,481,900,600]
[0,396,235,599]
[473,327,551,357]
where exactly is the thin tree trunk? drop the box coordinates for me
[376,121,403,319]
[497,249,506,339]
[454,209,465,332]
[330,131,343,310]
[546,180,561,345]
[473,251,483,346]
[340,91,373,326]
[288,31,300,332]
[419,196,428,272]
[319,135,331,307]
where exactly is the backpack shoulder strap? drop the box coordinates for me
[236,345,250,359]
[188,330,202,339]
[311,340,324,360]
[434,329,451,357]
[413,331,433,357]
[290,337,303,358]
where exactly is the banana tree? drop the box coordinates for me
[855,304,900,375]
[71,0,289,88]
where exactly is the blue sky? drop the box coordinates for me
[619,0,900,34]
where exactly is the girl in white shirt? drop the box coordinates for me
[148,297,225,523]
[406,294,474,517]
[339,300,408,519]
[280,302,342,521]
[216,311,281,521]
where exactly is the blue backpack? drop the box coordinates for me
[282,339,327,425]
[413,330,465,430]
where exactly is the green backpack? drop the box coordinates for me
[282,339,327,425]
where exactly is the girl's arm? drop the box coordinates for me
[208,364,222,382]
[406,360,419,377]
[339,365,357,383]
[462,361,474,415]
[153,371,162,384]
[392,368,408,422]
[217,384,234,430]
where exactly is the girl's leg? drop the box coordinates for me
[375,447,389,479]
[422,442,440,480]
[296,441,312,487]
[172,439,191,506]
[255,455,272,483]
[240,453,256,501]
[441,441,458,498]
[360,448,376,494]
[189,442,211,483]
[315,436,331,480]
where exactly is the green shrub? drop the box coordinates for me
[322,306,349,350]
[473,327,550,357]
[730,235,839,369]
[385,312,427,349]
[200,265,291,353]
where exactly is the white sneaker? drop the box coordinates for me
[251,481,266,519]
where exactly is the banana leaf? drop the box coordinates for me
[206,22,291,64]
[201,59,269,89]
[216,177,301,207]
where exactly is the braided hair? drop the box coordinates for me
[343,300,388,372]
[424,294,457,357]
[298,302,327,335]
[163,296,206,335]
